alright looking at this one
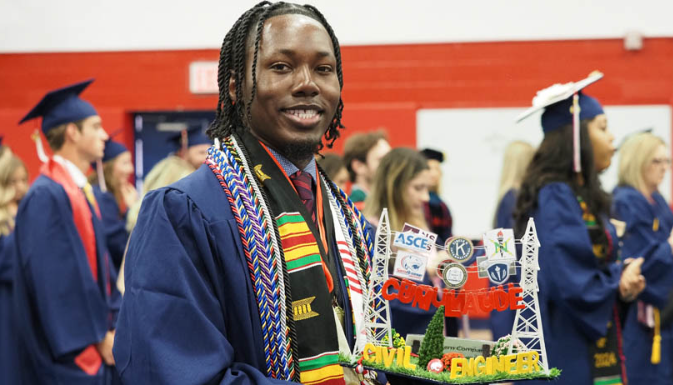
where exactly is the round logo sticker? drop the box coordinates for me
[442,263,468,289]
[446,236,474,262]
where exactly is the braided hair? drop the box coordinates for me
[207,1,345,151]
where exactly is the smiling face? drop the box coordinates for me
[235,14,341,164]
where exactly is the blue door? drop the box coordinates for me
[133,111,215,191]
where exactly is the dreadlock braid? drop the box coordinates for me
[207,1,346,151]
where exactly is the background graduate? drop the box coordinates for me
[0,142,27,385]
[90,139,137,271]
[114,2,372,384]
[513,73,646,385]
[15,79,120,384]
[612,132,673,385]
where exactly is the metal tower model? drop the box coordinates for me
[360,209,393,354]
[509,218,549,373]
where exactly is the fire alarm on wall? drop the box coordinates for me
[624,31,643,51]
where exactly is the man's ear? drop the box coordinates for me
[64,122,80,143]
[229,71,236,102]
[351,159,365,176]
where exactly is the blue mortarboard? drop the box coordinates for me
[540,93,603,133]
[102,140,129,163]
[516,71,605,172]
[19,79,98,134]
[167,124,211,151]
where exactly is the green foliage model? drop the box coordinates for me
[418,306,445,369]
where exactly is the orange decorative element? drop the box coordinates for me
[442,352,465,371]
[74,345,102,376]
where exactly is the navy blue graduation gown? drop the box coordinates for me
[93,186,129,270]
[0,232,19,385]
[612,186,673,385]
[113,165,295,385]
[489,188,518,341]
[528,183,622,385]
[13,176,120,384]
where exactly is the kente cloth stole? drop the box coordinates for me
[577,196,626,385]
[39,159,104,376]
[205,132,372,384]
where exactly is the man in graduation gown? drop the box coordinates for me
[114,3,373,385]
[15,79,121,384]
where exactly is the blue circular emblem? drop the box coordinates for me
[446,236,474,262]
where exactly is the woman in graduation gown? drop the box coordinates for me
[612,132,673,385]
[90,140,137,271]
[514,73,646,385]
[0,144,27,385]
[489,140,534,341]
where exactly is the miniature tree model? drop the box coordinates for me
[418,306,445,369]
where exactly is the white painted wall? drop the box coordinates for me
[417,105,672,238]
[1,0,672,53]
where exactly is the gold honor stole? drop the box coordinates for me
[277,213,346,385]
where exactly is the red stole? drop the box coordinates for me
[40,158,103,376]
[40,159,100,281]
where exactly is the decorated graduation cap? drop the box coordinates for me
[420,148,445,163]
[167,124,211,152]
[19,79,98,134]
[516,71,605,173]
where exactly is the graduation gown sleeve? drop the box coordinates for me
[113,186,290,385]
[536,183,622,341]
[14,182,108,359]
[612,187,673,307]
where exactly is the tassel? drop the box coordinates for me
[572,92,581,173]
[96,160,107,193]
[651,308,661,364]
[31,130,49,163]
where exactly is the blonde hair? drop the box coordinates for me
[496,141,535,203]
[0,148,27,236]
[364,148,429,232]
[618,132,666,192]
[125,155,195,232]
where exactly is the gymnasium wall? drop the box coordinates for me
[1,38,672,183]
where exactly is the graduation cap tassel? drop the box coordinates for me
[31,130,49,163]
[96,160,108,193]
[572,92,581,173]
[651,308,661,364]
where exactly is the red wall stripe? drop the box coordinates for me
[1,38,672,181]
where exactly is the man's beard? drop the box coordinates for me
[282,138,322,165]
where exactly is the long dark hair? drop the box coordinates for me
[206,1,345,151]
[514,120,611,235]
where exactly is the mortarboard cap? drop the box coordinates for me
[167,123,211,151]
[516,71,604,133]
[516,71,605,173]
[102,140,129,163]
[19,79,98,134]
[420,148,445,163]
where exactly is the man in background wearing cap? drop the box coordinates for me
[169,124,212,169]
[420,148,453,243]
[14,79,121,384]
